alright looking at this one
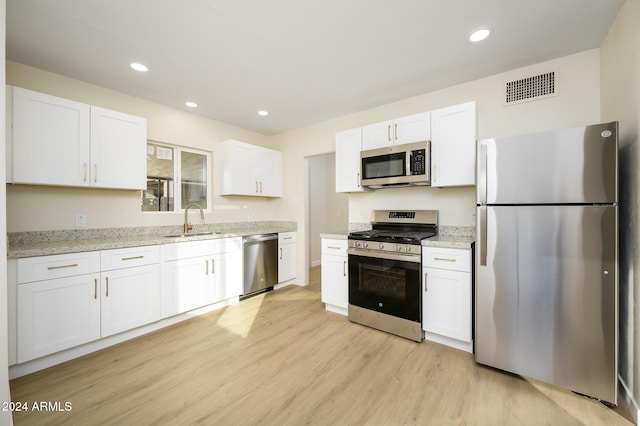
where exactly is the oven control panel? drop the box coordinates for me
[349,239,421,256]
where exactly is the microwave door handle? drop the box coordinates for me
[406,150,411,176]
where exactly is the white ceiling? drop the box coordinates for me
[6,0,624,136]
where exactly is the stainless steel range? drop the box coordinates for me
[348,210,438,342]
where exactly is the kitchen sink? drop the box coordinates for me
[163,231,221,238]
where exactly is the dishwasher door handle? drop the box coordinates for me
[243,234,279,243]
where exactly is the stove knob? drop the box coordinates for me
[379,242,384,250]
[355,241,361,248]
[363,242,369,248]
[396,244,402,252]
[405,245,412,253]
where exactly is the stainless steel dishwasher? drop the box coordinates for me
[241,233,279,299]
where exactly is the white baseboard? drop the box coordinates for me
[311,259,321,267]
[424,332,473,353]
[619,376,639,425]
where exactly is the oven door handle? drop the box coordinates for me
[347,248,421,263]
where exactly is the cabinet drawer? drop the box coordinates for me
[162,237,241,261]
[17,251,100,284]
[322,239,348,255]
[101,245,160,271]
[279,231,297,244]
[422,247,470,272]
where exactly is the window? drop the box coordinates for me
[142,142,210,212]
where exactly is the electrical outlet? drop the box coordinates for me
[75,214,87,228]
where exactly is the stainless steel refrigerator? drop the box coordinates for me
[475,122,618,405]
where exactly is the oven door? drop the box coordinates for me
[348,251,421,322]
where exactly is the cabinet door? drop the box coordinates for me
[211,250,243,303]
[362,120,393,150]
[394,112,430,146]
[422,267,471,342]
[90,106,147,190]
[100,264,161,337]
[431,101,476,187]
[321,254,348,308]
[278,242,297,283]
[256,148,283,197]
[163,256,211,317]
[335,128,367,193]
[17,273,101,362]
[12,86,90,186]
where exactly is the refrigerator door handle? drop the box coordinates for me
[479,206,487,266]
[478,142,487,204]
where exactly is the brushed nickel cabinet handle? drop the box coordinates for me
[94,279,97,299]
[206,260,209,275]
[280,248,283,260]
[327,246,342,250]
[105,277,109,297]
[93,164,97,183]
[394,123,398,140]
[260,181,263,193]
[47,263,78,270]
[255,181,259,193]
[283,237,293,240]
[387,125,391,142]
[211,258,215,274]
[424,272,428,292]
[83,163,87,182]
[434,257,456,262]
[357,172,360,187]
[343,260,347,277]
[121,255,144,261]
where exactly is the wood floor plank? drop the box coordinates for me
[9,267,633,425]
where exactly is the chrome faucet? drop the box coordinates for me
[183,203,204,234]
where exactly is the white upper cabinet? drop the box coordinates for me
[430,101,476,187]
[362,112,430,150]
[10,86,91,186]
[219,139,283,197]
[7,86,147,190]
[335,127,368,193]
[90,106,147,190]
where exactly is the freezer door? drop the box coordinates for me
[477,122,618,205]
[475,205,617,404]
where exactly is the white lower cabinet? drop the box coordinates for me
[162,237,243,317]
[16,251,102,363]
[422,246,473,352]
[321,238,348,315]
[278,232,297,283]
[11,238,245,368]
[99,246,161,337]
[17,272,101,363]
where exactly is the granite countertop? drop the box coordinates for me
[8,221,297,259]
[320,225,475,249]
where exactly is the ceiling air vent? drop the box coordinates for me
[504,71,557,105]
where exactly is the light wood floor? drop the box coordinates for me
[10,267,633,425]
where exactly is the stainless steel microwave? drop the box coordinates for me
[360,141,430,189]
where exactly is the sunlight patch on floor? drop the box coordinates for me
[215,294,265,338]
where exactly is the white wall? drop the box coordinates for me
[273,49,602,284]
[601,0,640,421]
[1,1,14,423]
[308,153,348,265]
[5,61,284,232]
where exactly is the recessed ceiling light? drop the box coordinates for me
[130,62,148,72]
[258,110,269,116]
[469,28,491,42]
[185,101,198,108]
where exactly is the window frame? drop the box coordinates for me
[142,141,212,214]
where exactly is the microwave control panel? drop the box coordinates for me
[410,149,426,175]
